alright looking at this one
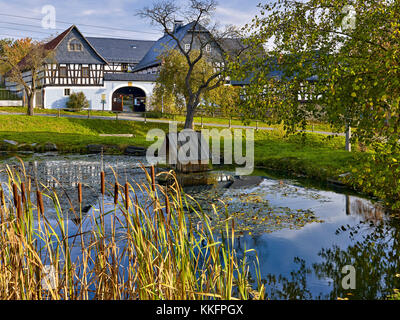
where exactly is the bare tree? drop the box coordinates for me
[138,0,246,129]
[1,42,51,116]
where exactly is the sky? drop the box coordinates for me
[0,0,264,41]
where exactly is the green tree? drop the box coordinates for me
[66,92,89,111]
[151,48,242,117]
[203,84,242,118]
[233,0,400,208]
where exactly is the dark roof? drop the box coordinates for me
[43,26,74,50]
[231,56,319,86]
[104,73,158,82]
[133,22,207,72]
[86,37,156,64]
[44,25,109,64]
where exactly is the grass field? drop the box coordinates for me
[0,114,171,153]
[1,107,338,133]
[149,113,337,133]
[0,106,116,117]
[0,114,357,180]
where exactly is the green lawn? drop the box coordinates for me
[252,130,356,179]
[0,114,170,153]
[0,106,116,117]
[1,107,339,133]
[0,114,357,180]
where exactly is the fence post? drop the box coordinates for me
[256,120,259,131]
[229,117,232,129]
[201,115,203,129]
[345,124,351,152]
[144,112,147,124]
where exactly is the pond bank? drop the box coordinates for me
[0,114,358,193]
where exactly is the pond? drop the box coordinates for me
[1,152,399,300]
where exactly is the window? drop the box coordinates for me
[68,39,83,52]
[205,44,211,53]
[59,66,67,77]
[121,63,128,72]
[82,67,89,78]
[185,44,190,52]
[64,89,70,96]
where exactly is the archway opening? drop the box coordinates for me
[112,86,146,112]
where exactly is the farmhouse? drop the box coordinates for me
[4,21,239,112]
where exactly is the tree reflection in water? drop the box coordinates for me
[261,200,400,300]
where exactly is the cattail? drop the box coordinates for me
[150,165,156,192]
[125,183,129,211]
[16,194,22,221]
[21,182,26,206]
[12,183,18,208]
[114,183,119,205]
[36,190,44,216]
[0,189,4,207]
[77,182,82,204]
[100,171,105,195]
[165,188,171,226]
[0,189,4,223]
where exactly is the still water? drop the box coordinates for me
[1,152,399,300]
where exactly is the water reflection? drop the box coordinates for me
[0,154,398,300]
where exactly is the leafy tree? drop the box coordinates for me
[0,39,52,116]
[138,0,245,129]
[203,84,241,118]
[151,48,242,117]
[233,0,400,208]
[66,92,90,111]
[0,38,32,76]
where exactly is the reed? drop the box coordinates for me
[0,161,265,300]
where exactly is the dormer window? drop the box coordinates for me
[205,44,211,53]
[68,38,83,52]
[185,44,190,52]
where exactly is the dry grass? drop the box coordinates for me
[0,160,264,300]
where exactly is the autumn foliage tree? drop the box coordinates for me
[0,38,51,116]
[0,38,32,75]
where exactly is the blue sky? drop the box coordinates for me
[0,0,263,41]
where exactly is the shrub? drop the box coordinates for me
[66,92,89,111]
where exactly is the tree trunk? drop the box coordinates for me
[184,105,196,129]
[27,92,34,116]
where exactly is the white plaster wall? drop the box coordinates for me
[44,80,155,110]
[44,86,107,110]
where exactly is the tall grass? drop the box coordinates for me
[0,160,264,300]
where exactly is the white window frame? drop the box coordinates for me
[205,44,211,53]
[185,44,190,52]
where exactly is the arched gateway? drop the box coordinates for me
[111,86,146,112]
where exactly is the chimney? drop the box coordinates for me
[173,20,184,33]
